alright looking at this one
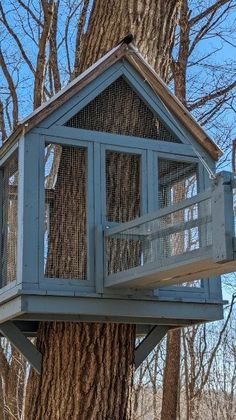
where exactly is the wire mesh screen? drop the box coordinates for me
[158,159,202,287]
[105,197,212,277]
[1,154,18,286]
[44,144,87,280]
[106,150,141,274]
[158,159,198,208]
[106,151,140,222]
[105,157,212,288]
[65,77,180,143]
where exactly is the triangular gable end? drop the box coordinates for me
[1,42,221,162]
[64,76,181,144]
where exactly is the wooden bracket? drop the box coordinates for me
[0,321,42,374]
[135,325,170,370]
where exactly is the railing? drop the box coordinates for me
[104,172,235,289]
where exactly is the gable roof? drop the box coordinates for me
[1,42,222,161]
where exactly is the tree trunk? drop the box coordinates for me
[25,323,135,419]
[161,329,181,420]
[26,1,181,419]
[74,0,180,81]
[161,3,191,417]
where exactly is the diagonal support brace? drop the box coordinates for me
[135,325,170,370]
[0,321,42,374]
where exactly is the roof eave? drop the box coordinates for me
[1,41,222,162]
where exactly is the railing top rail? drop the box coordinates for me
[105,189,211,237]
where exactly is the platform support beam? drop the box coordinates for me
[0,321,42,374]
[135,325,171,369]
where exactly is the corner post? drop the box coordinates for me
[212,171,234,263]
[0,170,3,288]
[95,224,104,293]
[17,133,41,287]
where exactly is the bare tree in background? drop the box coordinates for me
[162,1,236,418]
[181,295,235,419]
[0,0,236,418]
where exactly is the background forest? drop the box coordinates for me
[0,0,236,419]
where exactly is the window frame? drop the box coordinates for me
[39,135,95,290]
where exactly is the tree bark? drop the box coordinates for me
[26,323,135,419]
[34,0,55,108]
[74,0,180,81]
[161,329,181,420]
[26,1,181,419]
[160,3,191,417]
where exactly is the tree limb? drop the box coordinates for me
[49,0,61,93]
[188,80,236,111]
[0,50,18,129]
[0,3,35,75]
[34,0,55,108]
[189,0,231,27]
[72,0,90,79]
[0,99,7,142]
[15,0,43,27]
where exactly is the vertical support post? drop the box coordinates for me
[0,170,3,288]
[212,171,234,262]
[94,142,104,293]
[37,136,46,281]
[17,134,40,287]
[145,150,155,263]
[87,142,95,284]
[95,224,104,293]
[197,165,208,291]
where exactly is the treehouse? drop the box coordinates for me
[0,40,234,372]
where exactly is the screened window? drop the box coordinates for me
[1,154,18,286]
[44,144,87,280]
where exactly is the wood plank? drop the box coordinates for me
[33,126,197,157]
[19,294,223,322]
[105,246,236,289]
[105,189,211,236]
[17,135,40,285]
[135,325,170,369]
[0,321,42,373]
[110,214,211,240]
[212,172,234,262]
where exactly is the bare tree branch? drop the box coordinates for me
[188,79,236,111]
[64,2,81,77]
[72,0,90,79]
[34,0,55,108]
[194,295,236,399]
[0,50,18,129]
[189,3,234,56]
[0,3,35,75]
[49,0,61,93]
[189,0,232,27]
[0,99,7,142]
[15,0,43,27]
